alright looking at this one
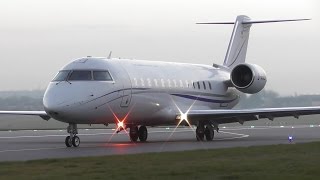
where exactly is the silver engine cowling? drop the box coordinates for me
[230,63,267,94]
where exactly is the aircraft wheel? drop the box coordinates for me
[130,126,139,142]
[205,125,214,141]
[65,136,72,147]
[138,126,148,142]
[196,126,205,141]
[72,136,80,147]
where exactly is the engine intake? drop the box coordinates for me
[230,63,267,94]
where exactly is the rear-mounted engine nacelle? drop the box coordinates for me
[230,63,267,94]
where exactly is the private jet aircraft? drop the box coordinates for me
[1,15,319,148]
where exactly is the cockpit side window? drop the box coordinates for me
[93,71,113,81]
[52,70,71,81]
[68,71,92,81]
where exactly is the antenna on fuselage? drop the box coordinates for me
[107,51,112,59]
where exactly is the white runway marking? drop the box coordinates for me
[0,125,317,139]
[0,147,66,153]
[0,130,192,139]
[1,125,316,139]
[223,125,320,131]
[0,129,249,154]
[217,131,249,140]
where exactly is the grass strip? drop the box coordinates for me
[0,142,320,180]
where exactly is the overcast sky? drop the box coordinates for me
[0,0,319,95]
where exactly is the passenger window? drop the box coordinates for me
[197,82,200,89]
[53,70,70,81]
[203,81,206,90]
[93,71,113,81]
[208,81,212,90]
[193,82,195,89]
[69,71,92,81]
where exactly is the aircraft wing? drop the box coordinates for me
[186,106,320,124]
[0,111,50,120]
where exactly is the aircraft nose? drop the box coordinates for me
[43,85,73,118]
[43,96,68,118]
[44,100,64,116]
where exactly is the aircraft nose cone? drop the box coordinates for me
[44,101,63,116]
[43,98,67,118]
[43,86,72,118]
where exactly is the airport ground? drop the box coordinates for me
[0,125,320,162]
[0,138,320,179]
[0,116,319,179]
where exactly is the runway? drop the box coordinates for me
[0,125,320,161]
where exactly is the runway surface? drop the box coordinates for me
[0,125,320,161]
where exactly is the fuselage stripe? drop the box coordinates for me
[171,93,237,104]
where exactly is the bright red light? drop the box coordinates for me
[105,104,136,144]
[117,121,124,129]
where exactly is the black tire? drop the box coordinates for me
[72,136,80,147]
[205,125,214,141]
[65,136,72,147]
[138,126,148,142]
[130,126,139,142]
[196,126,205,141]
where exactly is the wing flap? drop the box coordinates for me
[186,106,320,124]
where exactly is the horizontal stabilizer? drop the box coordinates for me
[196,18,310,25]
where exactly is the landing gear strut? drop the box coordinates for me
[129,125,148,142]
[65,124,80,147]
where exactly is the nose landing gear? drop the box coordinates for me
[65,124,80,147]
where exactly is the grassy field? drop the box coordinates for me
[1,142,320,180]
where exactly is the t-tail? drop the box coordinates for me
[197,15,310,69]
[197,15,310,94]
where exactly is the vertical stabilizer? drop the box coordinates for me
[197,15,309,69]
[223,15,252,69]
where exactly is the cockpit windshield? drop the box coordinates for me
[53,70,70,81]
[93,71,113,81]
[69,71,92,81]
[52,70,113,82]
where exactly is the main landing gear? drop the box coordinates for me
[65,123,80,147]
[196,122,217,141]
[129,125,148,142]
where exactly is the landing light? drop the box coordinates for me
[168,95,197,141]
[180,113,188,121]
[176,113,188,121]
[176,112,191,126]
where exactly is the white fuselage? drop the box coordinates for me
[43,57,240,126]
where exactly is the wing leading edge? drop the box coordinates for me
[186,106,320,125]
[0,111,50,120]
